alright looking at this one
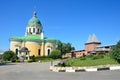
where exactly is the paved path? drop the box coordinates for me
[0,62,120,80]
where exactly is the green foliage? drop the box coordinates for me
[64,59,74,66]
[59,55,118,67]
[49,50,61,59]
[2,51,18,62]
[30,55,36,62]
[80,56,86,60]
[110,41,120,63]
[56,40,75,55]
[29,56,53,62]
[27,59,33,63]
[57,61,66,67]
[92,55,104,60]
[11,55,19,62]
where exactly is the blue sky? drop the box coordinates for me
[0,0,120,50]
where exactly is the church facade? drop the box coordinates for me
[10,11,56,59]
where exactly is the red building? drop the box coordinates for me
[63,34,113,58]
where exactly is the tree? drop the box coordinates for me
[56,40,75,55]
[50,50,61,59]
[2,51,18,61]
[65,43,75,53]
[110,40,120,63]
[56,40,63,54]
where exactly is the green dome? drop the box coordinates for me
[28,17,41,25]
[27,11,42,27]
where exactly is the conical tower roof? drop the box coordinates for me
[86,34,101,44]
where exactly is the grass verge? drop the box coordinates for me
[64,55,119,67]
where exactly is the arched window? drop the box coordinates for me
[38,49,41,56]
[33,28,35,33]
[29,28,31,33]
[48,49,50,55]
[37,28,39,33]
[15,49,18,55]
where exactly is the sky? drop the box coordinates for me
[0,0,120,51]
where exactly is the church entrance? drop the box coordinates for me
[48,49,50,55]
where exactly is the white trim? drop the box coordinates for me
[25,41,41,44]
[85,68,97,71]
[11,41,21,44]
[110,66,120,70]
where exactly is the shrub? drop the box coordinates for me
[49,50,61,59]
[27,59,33,63]
[30,55,36,62]
[15,59,20,63]
[34,56,52,62]
[110,41,120,63]
[2,51,18,61]
[64,59,74,66]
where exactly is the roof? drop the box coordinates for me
[86,34,101,44]
[27,10,42,28]
[95,45,114,48]
[19,47,30,52]
[10,35,56,41]
[28,17,41,25]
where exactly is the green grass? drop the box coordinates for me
[64,55,119,67]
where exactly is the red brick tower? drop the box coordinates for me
[85,34,101,54]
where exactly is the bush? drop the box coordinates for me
[15,59,20,63]
[64,59,74,66]
[30,56,52,62]
[2,51,18,61]
[110,41,120,63]
[49,50,61,59]
[27,59,33,63]
[30,55,36,62]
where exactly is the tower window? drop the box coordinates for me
[33,28,35,33]
[37,28,39,33]
[29,28,31,33]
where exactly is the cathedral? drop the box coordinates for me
[10,10,56,60]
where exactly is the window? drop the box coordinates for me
[26,52,28,55]
[29,28,31,33]
[48,49,50,55]
[37,28,39,33]
[15,49,18,55]
[33,28,35,33]
[38,49,41,56]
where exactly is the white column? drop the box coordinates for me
[41,32,44,39]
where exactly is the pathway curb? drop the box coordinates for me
[50,65,120,72]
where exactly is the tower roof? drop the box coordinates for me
[86,34,101,44]
[27,10,42,27]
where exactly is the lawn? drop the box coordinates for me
[63,55,119,67]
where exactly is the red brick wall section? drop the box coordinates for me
[85,43,101,51]
[74,51,86,58]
